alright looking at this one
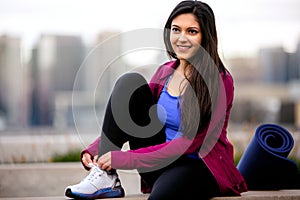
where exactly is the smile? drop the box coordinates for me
[177,45,192,51]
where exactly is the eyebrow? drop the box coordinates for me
[171,24,200,30]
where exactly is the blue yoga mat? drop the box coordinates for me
[237,123,298,190]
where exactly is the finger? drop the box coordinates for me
[83,153,96,169]
[82,154,92,167]
[86,156,93,164]
[100,162,111,171]
[98,159,111,170]
[97,159,103,169]
[93,155,99,165]
[106,165,112,171]
[97,158,105,169]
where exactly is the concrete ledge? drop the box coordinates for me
[1,191,300,200]
[213,190,300,200]
[108,190,300,200]
[0,163,141,197]
[0,194,149,200]
[1,163,299,200]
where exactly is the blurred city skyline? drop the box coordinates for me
[1,0,300,132]
[0,0,300,59]
[2,0,300,172]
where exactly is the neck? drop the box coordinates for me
[166,59,190,96]
[177,59,191,78]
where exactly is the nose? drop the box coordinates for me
[178,32,188,42]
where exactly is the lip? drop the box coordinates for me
[176,45,192,52]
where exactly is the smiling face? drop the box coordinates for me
[170,13,202,61]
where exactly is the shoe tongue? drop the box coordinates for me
[92,166,104,174]
[88,163,95,168]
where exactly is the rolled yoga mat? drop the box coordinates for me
[237,123,298,190]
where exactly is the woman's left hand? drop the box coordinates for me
[97,151,112,171]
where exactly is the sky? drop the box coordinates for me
[0,0,300,59]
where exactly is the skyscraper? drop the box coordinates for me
[259,47,289,83]
[29,34,85,126]
[0,35,28,128]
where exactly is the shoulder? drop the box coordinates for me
[153,60,177,77]
[223,70,234,89]
[150,60,178,83]
[149,60,178,100]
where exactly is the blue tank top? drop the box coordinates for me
[157,76,183,142]
[157,76,199,159]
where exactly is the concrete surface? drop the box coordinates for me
[0,129,300,200]
[0,162,141,198]
[1,191,300,200]
[1,163,300,200]
[0,194,149,200]
[214,190,300,200]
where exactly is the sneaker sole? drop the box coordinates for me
[65,186,125,199]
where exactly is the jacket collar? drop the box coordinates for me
[159,59,179,80]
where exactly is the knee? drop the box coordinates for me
[115,72,147,88]
[117,72,147,84]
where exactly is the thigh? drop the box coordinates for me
[148,158,220,200]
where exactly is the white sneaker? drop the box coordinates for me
[65,165,125,199]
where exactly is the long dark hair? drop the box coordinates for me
[163,0,226,138]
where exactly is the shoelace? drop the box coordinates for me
[83,164,121,189]
[83,165,104,182]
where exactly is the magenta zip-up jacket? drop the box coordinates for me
[82,60,248,196]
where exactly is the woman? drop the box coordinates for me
[65,1,248,199]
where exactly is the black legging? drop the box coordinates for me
[99,72,220,200]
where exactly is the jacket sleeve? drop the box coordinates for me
[80,137,101,170]
[111,132,205,169]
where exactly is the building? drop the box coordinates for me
[224,56,261,84]
[29,34,85,127]
[258,47,289,83]
[71,31,125,131]
[0,35,28,128]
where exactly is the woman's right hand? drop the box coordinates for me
[82,153,98,168]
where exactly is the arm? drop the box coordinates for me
[111,130,206,170]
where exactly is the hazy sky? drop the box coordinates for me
[0,0,300,58]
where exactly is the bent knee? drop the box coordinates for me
[115,72,147,87]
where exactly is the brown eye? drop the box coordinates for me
[189,29,198,34]
[172,27,180,33]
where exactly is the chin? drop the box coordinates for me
[177,54,193,61]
